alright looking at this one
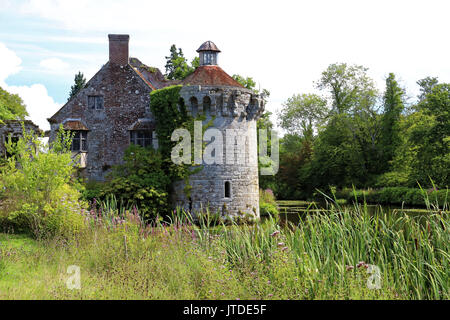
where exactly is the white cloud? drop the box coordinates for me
[2,0,450,131]
[0,42,22,86]
[39,57,70,73]
[0,42,60,131]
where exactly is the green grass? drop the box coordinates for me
[0,203,448,300]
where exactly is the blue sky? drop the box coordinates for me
[1,0,449,131]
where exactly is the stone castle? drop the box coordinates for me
[48,34,265,217]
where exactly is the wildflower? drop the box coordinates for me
[270,230,280,237]
[356,261,366,268]
[268,293,273,297]
[346,265,354,271]
[277,242,284,247]
[281,246,289,252]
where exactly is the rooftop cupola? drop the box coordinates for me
[197,41,220,66]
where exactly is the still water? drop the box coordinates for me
[275,200,443,226]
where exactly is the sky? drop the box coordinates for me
[0,0,449,131]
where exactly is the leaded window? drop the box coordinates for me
[71,131,88,152]
[88,96,104,110]
[130,130,152,148]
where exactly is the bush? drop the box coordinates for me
[100,144,171,220]
[259,189,279,219]
[0,126,86,237]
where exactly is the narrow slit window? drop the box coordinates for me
[224,181,231,198]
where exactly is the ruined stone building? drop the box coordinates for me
[0,120,42,156]
[48,35,265,217]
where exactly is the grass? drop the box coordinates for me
[0,201,448,300]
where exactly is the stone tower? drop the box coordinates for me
[172,41,265,219]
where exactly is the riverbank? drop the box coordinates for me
[0,203,448,300]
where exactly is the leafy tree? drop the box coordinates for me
[314,63,382,185]
[278,93,328,137]
[0,86,28,123]
[379,73,405,170]
[417,76,438,102]
[409,83,450,186]
[68,72,86,101]
[316,63,378,115]
[164,45,199,80]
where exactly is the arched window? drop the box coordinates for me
[190,97,198,117]
[224,181,231,198]
[203,96,211,115]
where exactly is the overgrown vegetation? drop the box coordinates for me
[0,197,448,299]
[0,86,28,123]
[267,64,449,200]
[0,126,86,238]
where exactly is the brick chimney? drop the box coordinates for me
[108,34,129,66]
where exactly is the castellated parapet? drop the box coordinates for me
[172,84,265,219]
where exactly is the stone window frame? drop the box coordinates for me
[130,130,153,148]
[87,95,104,110]
[70,130,88,152]
[223,180,232,200]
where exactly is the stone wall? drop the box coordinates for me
[172,85,264,218]
[0,120,41,155]
[48,62,152,180]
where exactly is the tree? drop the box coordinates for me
[316,63,378,115]
[277,93,328,137]
[314,63,382,183]
[68,72,86,102]
[417,76,438,102]
[0,86,28,123]
[164,45,198,80]
[379,73,405,170]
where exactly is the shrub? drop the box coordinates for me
[259,189,279,219]
[0,126,86,237]
[100,144,171,220]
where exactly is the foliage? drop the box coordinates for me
[100,144,171,220]
[232,73,271,98]
[164,45,199,80]
[0,126,86,238]
[379,73,405,170]
[273,63,449,199]
[278,93,328,136]
[0,199,448,300]
[334,187,448,207]
[67,71,86,101]
[259,189,279,219]
[0,86,28,123]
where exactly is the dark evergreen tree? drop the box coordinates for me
[68,72,86,102]
[380,73,405,171]
[164,45,197,80]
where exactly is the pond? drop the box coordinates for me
[274,200,447,226]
